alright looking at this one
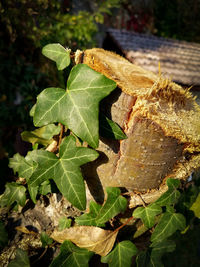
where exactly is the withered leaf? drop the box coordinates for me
[51,226,118,256]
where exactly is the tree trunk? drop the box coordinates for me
[76,48,200,207]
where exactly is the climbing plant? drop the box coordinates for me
[0,44,200,266]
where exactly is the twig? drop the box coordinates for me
[113,216,134,234]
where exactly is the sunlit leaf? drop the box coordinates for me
[8,248,30,267]
[27,136,98,210]
[40,232,53,247]
[133,203,162,228]
[101,241,137,267]
[0,221,8,249]
[151,212,186,243]
[50,240,93,267]
[58,217,72,231]
[76,187,127,226]
[42,43,71,70]
[155,179,181,206]
[21,124,61,146]
[0,183,26,207]
[9,153,37,179]
[99,113,127,140]
[149,240,176,267]
[51,226,118,256]
[33,64,116,148]
[190,193,200,218]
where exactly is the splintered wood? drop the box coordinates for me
[75,48,200,207]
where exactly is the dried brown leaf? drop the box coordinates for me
[51,226,118,256]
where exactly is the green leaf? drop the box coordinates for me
[50,240,93,267]
[8,249,30,267]
[190,193,200,218]
[9,153,37,179]
[27,136,98,210]
[151,212,186,243]
[58,217,72,231]
[76,201,104,226]
[99,113,127,140]
[33,64,116,148]
[42,43,71,70]
[76,187,127,226]
[0,183,26,207]
[149,240,176,267]
[40,232,53,247]
[136,250,150,267]
[133,203,162,228]
[0,221,8,249]
[155,178,181,206]
[101,241,137,267]
[39,180,52,195]
[21,124,61,146]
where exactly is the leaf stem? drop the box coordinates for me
[58,123,64,148]
[113,216,134,234]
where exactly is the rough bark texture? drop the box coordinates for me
[76,48,200,207]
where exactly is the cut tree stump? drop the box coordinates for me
[75,48,200,207]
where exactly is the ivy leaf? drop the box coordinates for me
[155,178,181,206]
[133,203,162,228]
[50,240,93,267]
[0,183,26,207]
[27,135,98,210]
[0,221,8,249]
[42,43,71,70]
[99,113,127,140]
[76,201,103,226]
[33,64,116,148]
[101,241,138,267]
[149,240,176,267]
[39,180,52,196]
[76,187,127,226]
[58,217,72,231]
[9,153,37,179]
[151,212,186,243]
[40,232,53,247]
[21,124,61,146]
[136,250,150,267]
[8,248,30,267]
[190,193,200,218]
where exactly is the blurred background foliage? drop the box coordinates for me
[0,0,200,170]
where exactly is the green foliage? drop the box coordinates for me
[76,187,127,226]
[190,193,200,218]
[155,178,181,206]
[151,212,186,243]
[101,240,138,267]
[99,113,127,140]
[40,232,53,247]
[50,240,93,267]
[0,182,26,208]
[136,240,176,267]
[42,44,71,70]
[28,136,98,210]
[58,217,72,231]
[33,63,116,148]
[0,221,8,249]
[3,43,200,266]
[149,240,176,267]
[21,124,61,146]
[8,248,30,267]
[133,203,162,228]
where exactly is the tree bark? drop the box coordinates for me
[76,48,200,206]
